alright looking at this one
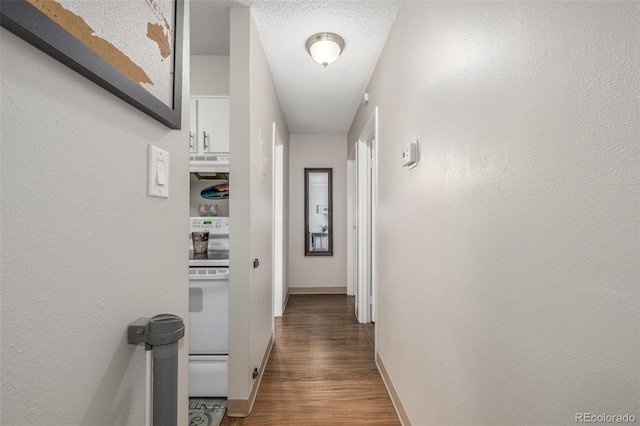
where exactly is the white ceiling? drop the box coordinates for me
[190,0,401,134]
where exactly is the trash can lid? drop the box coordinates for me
[147,314,185,345]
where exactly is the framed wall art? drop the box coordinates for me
[0,0,184,129]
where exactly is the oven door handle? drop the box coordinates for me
[188,270,229,281]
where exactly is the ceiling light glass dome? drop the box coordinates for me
[306,33,345,67]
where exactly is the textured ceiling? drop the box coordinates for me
[190,0,401,134]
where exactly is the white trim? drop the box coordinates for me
[371,132,378,324]
[288,286,347,295]
[356,138,369,323]
[355,107,378,325]
[346,145,357,296]
[226,335,274,417]
[272,123,285,317]
[376,354,411,425]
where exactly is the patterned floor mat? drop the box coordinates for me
[189,398,226,426]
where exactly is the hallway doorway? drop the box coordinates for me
[349,107,378,325]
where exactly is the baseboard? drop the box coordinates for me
[226,334,274,417]
[288,286,347,295]
[376,353,411,426]
[283,290,290,311]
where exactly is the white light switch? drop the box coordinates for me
[156,160,166,185]
[148,145,169,198]
[402,141,418,169]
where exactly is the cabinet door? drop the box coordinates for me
[197,97,229,154]
[189,98,198,153]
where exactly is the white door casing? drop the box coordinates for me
[355,107,378,324]
[347,146,357,296]
[272,123,285,317]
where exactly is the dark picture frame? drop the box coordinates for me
[0,0,184,129]
[305,168,333,257]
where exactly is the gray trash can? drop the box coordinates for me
[128,314,185,426]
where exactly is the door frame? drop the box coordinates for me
[347,146,356,297]
[354,107,378,324]
[272,123,285,317]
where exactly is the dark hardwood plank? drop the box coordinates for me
[221,295,400,425]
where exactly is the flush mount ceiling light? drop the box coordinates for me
[306,33,345,68]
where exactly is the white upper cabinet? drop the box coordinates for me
[189,98,198,153]
[190,96,230,155]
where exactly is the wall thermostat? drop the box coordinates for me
[402,141,418,169]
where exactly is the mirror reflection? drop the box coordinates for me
[305,168,333,256]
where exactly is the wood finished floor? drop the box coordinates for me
[221,295,400,425]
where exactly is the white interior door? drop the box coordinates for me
[272,123,285,317]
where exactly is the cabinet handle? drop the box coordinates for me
[203,132,209,150]
[189,132,195,150]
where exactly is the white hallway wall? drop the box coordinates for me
[191,55,229,96]
[349,2,639,425]
[289,134,347,290]
[0,5,191,425]
[228,7,290,408]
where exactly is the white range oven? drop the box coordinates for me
[188,216,229,397]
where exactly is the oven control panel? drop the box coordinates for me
[190,217,229,234]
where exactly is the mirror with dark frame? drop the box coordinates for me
[304,168,333,256]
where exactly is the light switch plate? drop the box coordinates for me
[148,145,169,198]
[402,141,418,168]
